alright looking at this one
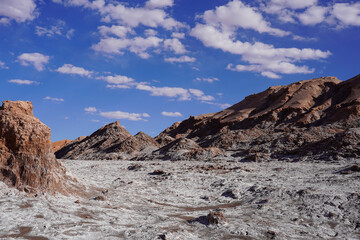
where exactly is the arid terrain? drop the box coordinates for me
[1,75,360,239]
[1,159,359,239]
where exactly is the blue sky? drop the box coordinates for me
[0,0,359,141]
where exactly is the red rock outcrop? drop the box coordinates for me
[0,100,75,194]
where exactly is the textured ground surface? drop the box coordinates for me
[0,159,359,239]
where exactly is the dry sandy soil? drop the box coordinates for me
[0,159,359,240]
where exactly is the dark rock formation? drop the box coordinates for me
[155,74,360,161]
[55,121,159,160]
[0,100,75,194]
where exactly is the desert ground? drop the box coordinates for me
[1,158,359,240]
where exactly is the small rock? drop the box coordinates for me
[93,196,106,201]
[265,230,276,239]
[188,210,227,225]
[75,200,80,204]
[158,234,168,240]
[149,170,169,176]
[222,189,238,199]
[128,164,142,171]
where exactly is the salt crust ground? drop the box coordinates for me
[0,159,359,240]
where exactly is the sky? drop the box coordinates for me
[0,0,359,141]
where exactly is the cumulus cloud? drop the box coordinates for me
[92,36,163,58]
[333,3,360,27]
[191,22,330,78]
[56,64,93,77]
[98,25,133,38]
[8,79,39,85]
[44,96,64,102]
[202,0,290,37]
[0,0,37,23]
[100,75,135,85]
[164,38,187,54]
[145,0,174,9]
[161,111,182,117]
[298,6,328,25]
[195,77,219,83]
[18,53,50,71]
[99,111,150,121]
[54,0,184,30]
[264,0,317,13]
[136,84,214,101]
[164,56,196,63]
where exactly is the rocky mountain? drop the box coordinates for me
[155,74,360,161]
[55,121,159,160]
[0,100,77,194]
[55,74,360,161]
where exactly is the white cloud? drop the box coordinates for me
[84,107,97,113]
[136,84,191,100]
[56,64,93,77]
[99,111,150,121]
[171,32,185,39]
[164,56,196,63]
[164,38,187,54]
[298,6,328,25]
[92,36,163,58]
[161,111,182,117]
[106,84,131,89]
[53,0,186,30]
[8,79,39,85]
[0,61,8,69]
[265,0,317,12]
[44,96,64,102]
[66,29,75,39]
[195,77,219,83]
[35,20,74,39]
[203,101,232,109]
[0,17,10,25]
[202,0,289,37]
[98,25,133,38]
[191,23,330,78]
[333,3,360,27]
[145,0,174,9]
[136,84,214,101]
[144,29,158,37]
[100,75,135,84]
[261,71,281,79]
[0,0,37,23]
[18,53,50,71]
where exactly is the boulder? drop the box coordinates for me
[0,100,75,194]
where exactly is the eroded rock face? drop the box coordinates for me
[155,75,360,161]
[55,121,159,160]
[0,100,72,194]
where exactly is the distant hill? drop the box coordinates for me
[56,74,360,161]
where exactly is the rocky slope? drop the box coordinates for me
[56,74,360,161]
[55,121,159,160]
[153,75,360,161]
[0,100,77,194]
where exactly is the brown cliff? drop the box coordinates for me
[0,100,76,194]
